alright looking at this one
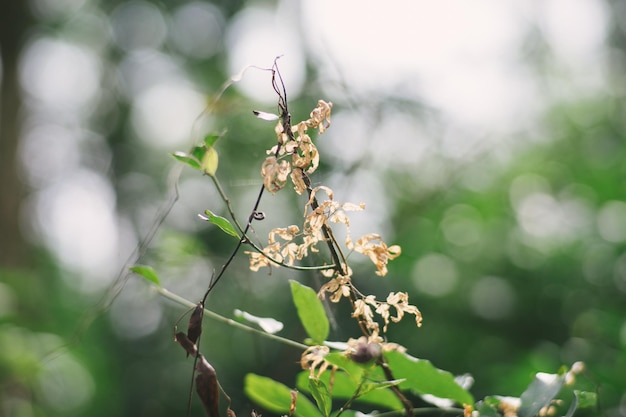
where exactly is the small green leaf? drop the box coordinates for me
[289,280,329,344]
[323,352,365,381]
[191,144,207,161]
[518,372,565,417]
[308,378,331,417]
[574,390,597,409]
[385,350,474,406]
[200,210,239,238]
[234,309,283,334]
[204,133,221,148]
[171,151,201,170]
[296,370,403,410]
[201,146,219,176]
[244,374,322,417]
[130,265,161,286]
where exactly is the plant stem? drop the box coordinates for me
[156,286,309,351]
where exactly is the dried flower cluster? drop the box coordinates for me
[246,99,422,379]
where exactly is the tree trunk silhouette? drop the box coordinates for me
[0,2,32,268]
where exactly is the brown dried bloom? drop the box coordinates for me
[300,345,330,377]
[350,233,402,276]
[319,274,352,302]
[261,156,290,193]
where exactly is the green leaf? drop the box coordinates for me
[234,309,283,334]
[385,350,474,406]
[323,352,365,381]
[289,280,329,344]
[171,151,201,170]
[518,372,565,417]
[130,265,161,286]
[574,390,597,409]
[203,133,221,148]
[308,378,332,417]
[201,146,219,176]
[296,370,403,410]
[200,210,239,238]
[244,374,322,417]
[191,144,207,161]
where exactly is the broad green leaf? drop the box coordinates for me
[244,374,322,417]
[290,280,329,344]
[308,378,332,417]
[518,372,565,417]
[203,133,221,148]
[385,350,474,406]
[296,370,403,411]
[201,146,219,176]
[130,265,161,286]
[200,210,239,238]
[171,151,201,170]
[234,309,283,334]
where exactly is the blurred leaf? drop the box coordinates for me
[574,390,597,409]
[202,146,219,176]
[234,309,283,334]
[200,210,239,238]
[518,372,565,417]
[171,151,201,170]
[204,133,222,148]
[308,378,331,417]
[385,350,474,406]
[130,265,161,286]
[290,280,329,344]
[244,374,322,417]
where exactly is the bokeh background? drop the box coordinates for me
[1,0,625,416]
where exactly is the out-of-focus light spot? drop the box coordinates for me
[516,193,563,239]
[19,37,101,112]
[117,49,186,99]
[226,5,305,103]
[412,253,458,297]
[109,282,163,339]
[170,2,224,60]
[597,201,626,243]
[37,354,95,412]
[470,276,515,320]
[131,81,206,149]
[28,170,118,293]
[506,229,546,269]
[582,243,615,286]
[509,173,552,208]
[110,0,167,51]
[29,0,87,21]
[441,205,483,247]
[18,123,81,188]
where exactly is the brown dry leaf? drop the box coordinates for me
[196,356,221,417]
[174,331,198,357]
[188,302,204,344]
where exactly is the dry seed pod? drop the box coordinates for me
[188,302,204,344]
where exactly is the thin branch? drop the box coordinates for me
[157,286,308,351]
